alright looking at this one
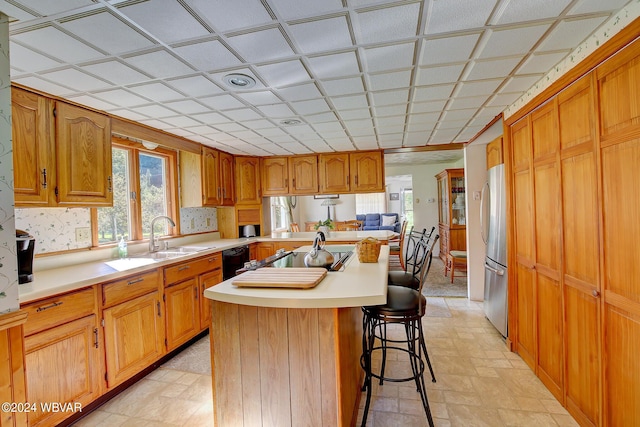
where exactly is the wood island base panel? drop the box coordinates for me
[210,301,363,427]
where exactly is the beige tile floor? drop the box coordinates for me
[74,298,578,427]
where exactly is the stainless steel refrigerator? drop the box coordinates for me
[481,163,508,337]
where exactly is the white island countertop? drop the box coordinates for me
[267,230,396,241]
[204,245,389,309]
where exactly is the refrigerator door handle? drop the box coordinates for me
[480,181,489,245]
[484,262,505,276]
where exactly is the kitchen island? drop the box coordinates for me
[204,245,389,427]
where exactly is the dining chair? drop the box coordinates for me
[290,222,300,232]
[389,220,407,269]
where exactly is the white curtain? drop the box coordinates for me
[355,192,387,214]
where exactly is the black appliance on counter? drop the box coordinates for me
[16,229,35,284]
[222,245,250,280]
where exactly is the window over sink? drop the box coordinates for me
[94,139,177,245]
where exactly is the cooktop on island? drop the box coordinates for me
[235,246,354,275]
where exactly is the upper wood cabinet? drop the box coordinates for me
[203,148,234,206]
[262,155,318,196]
[319,150,385,194]
[486,137,503,169]
[55,102,113,206]
[235,156,261,204]
[350,151,384,192]
[11,88,55,206]
[12,88,112,207]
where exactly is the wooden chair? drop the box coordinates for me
[444,250,467,283]
[305,221,318,231]
[389,220,407,269]
[290,222,300,232]
[338,220,362,231]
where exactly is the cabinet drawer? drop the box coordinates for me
[102,270,160,308]
[164,253,222,286]
[22,287,96,336]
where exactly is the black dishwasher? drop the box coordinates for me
[222,245,250,280]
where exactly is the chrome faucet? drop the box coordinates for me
[149,215,176,252]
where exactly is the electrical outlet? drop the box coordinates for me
[206,218,211,227]
[190,218,195,229]
[75,227,90,243]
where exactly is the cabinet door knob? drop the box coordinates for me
[592,289,600,298]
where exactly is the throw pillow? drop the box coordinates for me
[381,215,396,226]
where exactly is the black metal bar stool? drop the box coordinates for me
[388,225,435,290]
[360,234,439,427]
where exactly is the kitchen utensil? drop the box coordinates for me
[304,231,335,269]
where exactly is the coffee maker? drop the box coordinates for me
[16,229,35,284]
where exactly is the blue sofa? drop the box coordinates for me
[356,213,401,233]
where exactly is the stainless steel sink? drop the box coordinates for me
[131,245,215,260]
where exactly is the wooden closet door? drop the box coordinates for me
[510,117,536,370]
[531,102,564,401]
[558,76,601,426]
[596,46,640,427]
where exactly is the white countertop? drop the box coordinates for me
[267,230,396,241]
[204,246,389,309]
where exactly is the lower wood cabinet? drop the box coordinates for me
[102,291,165,388]
[165,278,200,351]
[24,315,103,427]
[199,268,223,330]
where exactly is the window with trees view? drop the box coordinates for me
[95,142,177,244]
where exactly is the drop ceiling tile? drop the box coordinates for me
[66,94,116,111]
[185,0,272,33]
[164,100,210,115]
[413,84,455,102]
[516,51,569,74]
[118,0,209,44]
[191,112,233,125]
[256,60,310,88]
[214,122,248,132]
[288,16,352,54]
[80,60,149,85]
[355,2,420,44]
[242,119,276,130]
[415,64,465,85]
[257,127,287,137]
[41,68,110,91]
[344,118,374,131]
[221,108,261,121]
[501,75,543,93]
[368,70,411,91]
[93,88,149,106]
[12,76,73,95]
[488,92,522,107]
[374,104,407,117]
[166,75,224,97]
[0,2,37,21]
[277,83,323,101]
[538,17,608,51]
[403,132,431,146]
[569,0,629,14]
[337,109,371,120]
[455,79,502,98]
[199,94,245,110]
[10,42,62,71]
[419,33,480,66]
[494,0,572,25]
[376,115,405,128]
[229,130,261,141]
[268,134,296,143]
[284,124,315,135]
[307,51,360,79]
[430,128,460,143]
[306,112,338,123]
[15,0,93,15]
[425,0,495,35]
[352,138,379,150]
[465,57,521,81]
[236,90,282,105]
[174,40,242,72]
[140,119,174,130]
[163,114,202,127]
[132,104,179,118]
[478,24,551,59]
[321,77,364,96]
[410,99,447,114]
[363,42,415,73]
[60,11,155,54]
[165,128,195,137]
[127,82,183,102]
[448,95,487,110]
[370,90,409,107]
[12,26,102,63]
[184,125,218,135]
[228,28,294,63]
[443,108,477,122]
[124,50,194,78]
[312,121,345,133]
[315,130,347,140]
[108,109,150,121]
[256,103,296,118]
[331,94,369,110]
[407,113,438,132]
[291,99,330,115]
[269,0,342,20]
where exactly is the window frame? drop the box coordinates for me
[91,138,179,246]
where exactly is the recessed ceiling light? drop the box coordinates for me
[223,73,256,89]
[280,119,302,126]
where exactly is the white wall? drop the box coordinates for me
[464,144,488,301]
